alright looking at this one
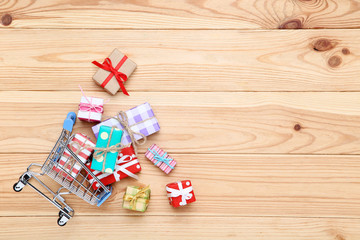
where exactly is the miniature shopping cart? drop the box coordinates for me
[13,112,112,226]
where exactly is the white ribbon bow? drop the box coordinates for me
[113,154,139,180]
[166,181,193,206]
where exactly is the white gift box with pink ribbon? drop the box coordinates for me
[78,96,104,123]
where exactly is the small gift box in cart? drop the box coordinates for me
[13,112,112,226]
[86,145,141,190]
[52,133,95,181]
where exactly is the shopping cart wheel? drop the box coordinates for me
[57,215,69,227]
[13,181,25,192]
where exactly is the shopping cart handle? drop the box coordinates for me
[97,186,112,207]
[63,112,77,132]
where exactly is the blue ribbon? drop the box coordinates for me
[148,149,174,169]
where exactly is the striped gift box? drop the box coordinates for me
[145,144,176,174]
[52,133,95,181]
[92,102,160,145]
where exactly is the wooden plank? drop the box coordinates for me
[1,91,360,154]
[0,29,360,92]
[1,0,360,29]
[3,153,360,218]
[1,216,359,240]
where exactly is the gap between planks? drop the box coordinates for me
[3,215,360,220]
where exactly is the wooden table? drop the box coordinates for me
[1,1,360,239]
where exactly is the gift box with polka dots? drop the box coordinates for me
[166,180,196,208]
[86,146,141,190]
[91,125,123,173]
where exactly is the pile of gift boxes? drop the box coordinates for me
[57,48,196,212]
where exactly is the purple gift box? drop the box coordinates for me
[92,102,160,145]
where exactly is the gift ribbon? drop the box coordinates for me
[92,57,129,96]
[89,154,140,189]
[79,102,103,113]
[147,148,174,169]
[113,111,148,154]
[166,182,193,206]
[93,127,125,172]
[113,154,139,180]
[78,85,105,122]
[124,185,150,210]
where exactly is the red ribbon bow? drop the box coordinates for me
[92,57,129,96]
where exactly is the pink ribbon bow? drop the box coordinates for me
[79,102,104,113]
[78,85,107,122]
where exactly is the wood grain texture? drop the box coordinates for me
[1,216,359,240]
[1,91,360,154]
[3,154,360,218]
[1,0,360,238]
[0,0,360,29]
[0,29,360,92]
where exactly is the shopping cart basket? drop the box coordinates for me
[13,112,112,226]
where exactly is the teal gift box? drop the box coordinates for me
[91,125,123,173]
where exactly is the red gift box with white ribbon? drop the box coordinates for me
[52,133,95,181]
[166,180,196,208]
[87,146,141,190]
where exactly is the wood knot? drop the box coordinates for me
[1,14,12,26]
[312,38,335,52]
[342,48,350,55]
[279,19,302,29]
[294,124,301,131]
[336,234,346,240]
[328,55,342,68]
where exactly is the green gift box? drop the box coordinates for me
[122,186,151,212]
[91,125,123,173]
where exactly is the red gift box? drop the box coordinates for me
[166,180,196,208]
[52,133,95,181]
[87,146,141,190]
